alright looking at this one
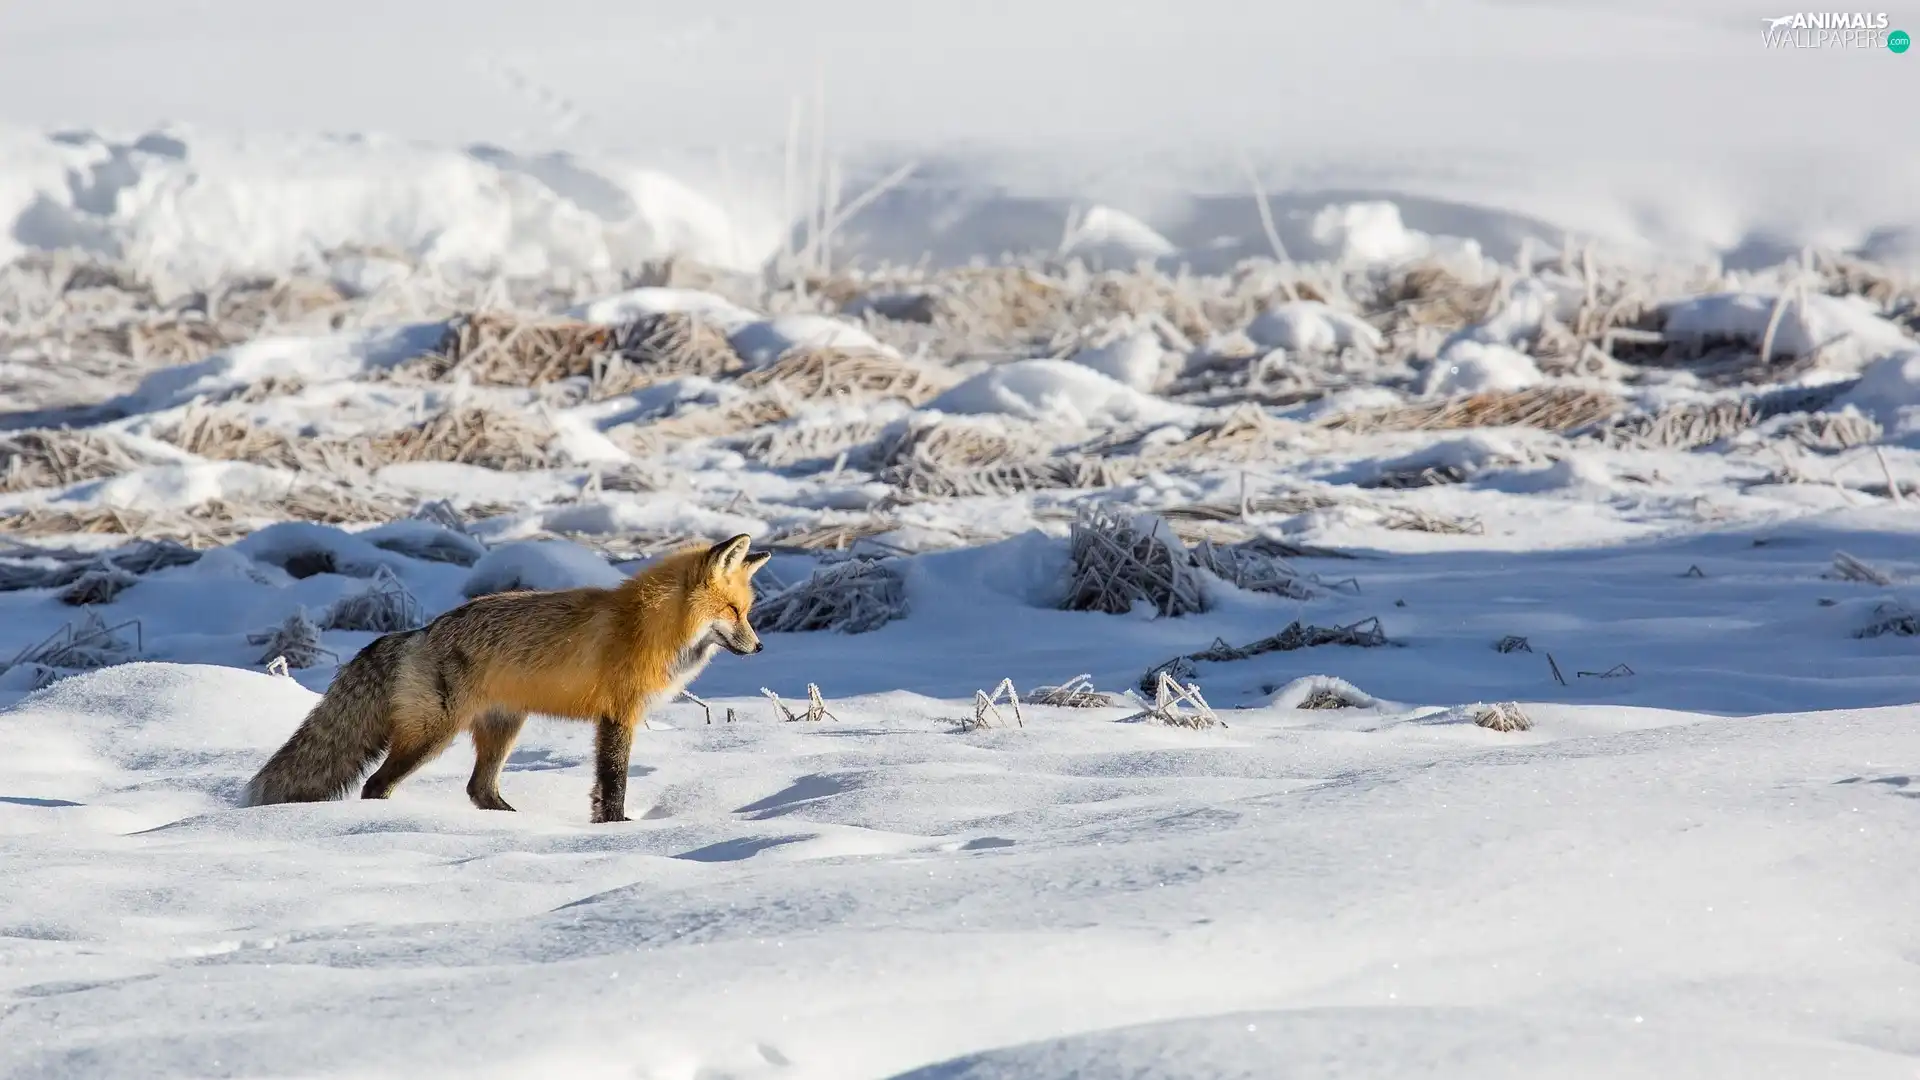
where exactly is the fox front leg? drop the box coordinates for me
[589,716,635,823]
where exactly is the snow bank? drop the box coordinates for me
[926,359,1195,427]
[1,128,778,289]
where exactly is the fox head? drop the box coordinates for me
[689,533,771,656]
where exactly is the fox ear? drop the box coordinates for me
[743,550,772,578]
[704,533,754,576]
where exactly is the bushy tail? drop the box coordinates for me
[241,634,409,806]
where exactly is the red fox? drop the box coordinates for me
[241,534,770,823]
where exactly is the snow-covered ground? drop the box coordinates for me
[5,2,1920,1076]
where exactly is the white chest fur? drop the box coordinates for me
[650,634,721,710]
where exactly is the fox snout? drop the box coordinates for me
[718,624,762,656]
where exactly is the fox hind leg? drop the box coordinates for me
[361,694,461,801]
[467,709,527,812]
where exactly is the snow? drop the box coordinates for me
[4,1,1920,1075]
[6,515,1920,1075]
[117,321,451,413]
[728,314,895,369]
[462,538,629,597]
[1244,301,1384,354]
[1310,200,1485,269]
[1423,340,1544,395]
[1837,349,1920,438]
[571,287,760,331]
[1066,331,1171,393]
[925,359,1196,428]
[1662,291,1915,370]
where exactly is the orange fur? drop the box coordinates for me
[242,534,770,822]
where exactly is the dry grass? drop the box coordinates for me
[1026,674,1126,708]
[1777,412,1883,452]
[216,276,351,333]
[248,609,335,668]
[1140,617,1392,696]
[364,406,556,471]
[159,408,310,469]
[617,395,796,454]
[399,310,742,396]
[764,517,901,553]
[737,416,891,468]
[1319,386,1621,435]
[1120,671,1222,729]
[57,562,139,606]
[128,317,245,367]
[1142,406,1314,465]
[1855,601,1919,639]
[1472,701,1534,732]
[1189,538,1318,600]
[736,346,957,405]
[321,565,426,632]
[1,430,158,493]
[160,403,558,473]
[3,609,144,687]
[1598,399,1761,451]
[0,484,404,546]
[873,416,1056,472]
[753,557,908,633]
[870,416,1133,499]
[1061,506,1208,617]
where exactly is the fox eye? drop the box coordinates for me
[728,604,744,621]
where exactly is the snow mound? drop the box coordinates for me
[461,538,626,598]
[1267,675,1389,711]
[86,461,298,511]
[1835,349,1920,436]
[231,521,410,579]
[1662,292,1913,369]
[926,359,1195,428]
[889,1005,1906,1080]
[1060,205,1177,266]
[1423,340,1544,395]
[1310,200,1484,267]
[1479,453,1615,496]
[117,321,449,412]
[728,314,895,369]
[1244,301,1383,353]
[1067,331,1171,393]
[7,662,316,763]
[1352,433,1532,485]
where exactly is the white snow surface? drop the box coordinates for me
[926,359,1196,429]
[6,513,1920,1077]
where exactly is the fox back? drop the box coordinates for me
[410,533,771,724]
